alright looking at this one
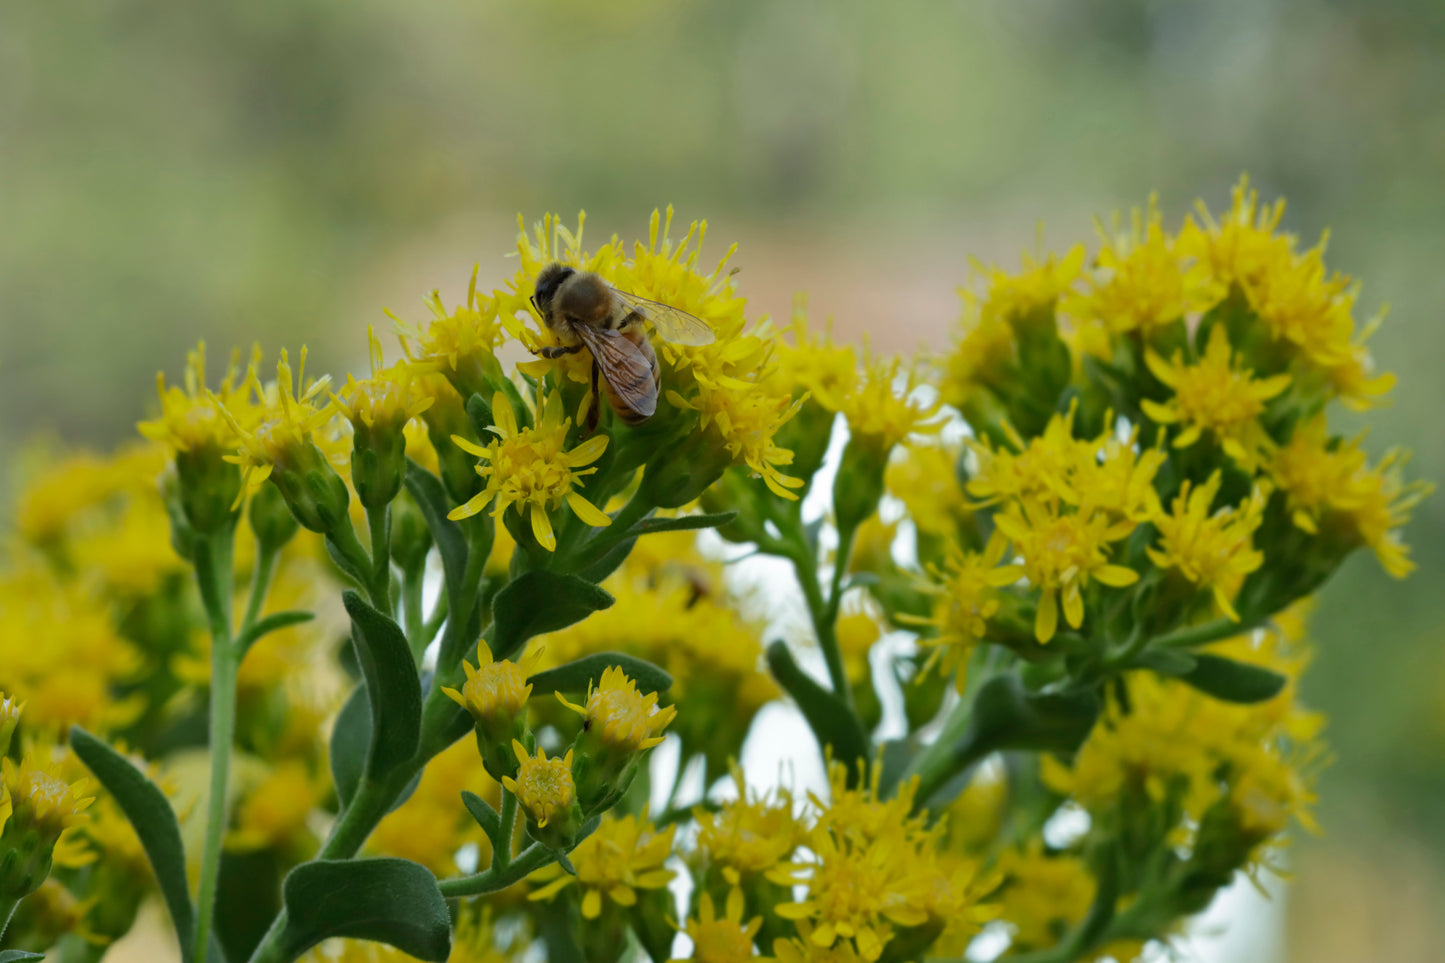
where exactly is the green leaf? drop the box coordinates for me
[324,535,370,588]
[330,685,370,808]
[576,537,637,584]
[0,951,48,962]
[460,790,499,841]
[765,642,869,782]
[342,591,423,777]
[527,652,672,696]
[70,727,196,963]
[491,572,614,661]
[276,858,451,961]
[625,511,738,537]
[235,610,314,659]
[950,674,1100,772]
[1132,648,1198,677]
[1179,653,1287,704]
[403,461,468,623]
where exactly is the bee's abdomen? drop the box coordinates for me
[602,331,659,423]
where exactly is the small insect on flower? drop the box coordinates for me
[530,263,716,434]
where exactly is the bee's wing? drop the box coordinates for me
[610,289,716,346]
[574,324,657,418]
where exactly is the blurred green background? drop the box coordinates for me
[4,2,1442,959]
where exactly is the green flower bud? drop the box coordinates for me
[248,479,299,553]
[268,442,351,535]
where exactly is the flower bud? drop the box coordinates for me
[390,489,433,574]
[832,435,888,537]
[441,641,541,782]
[174,446,244,535]
[267,441,352,535]
[557,667,677,813]
[0,757,94,902]
[501,742,582,852]
[0,695,23,759]
[247,478,299,553]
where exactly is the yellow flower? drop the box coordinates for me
[441,639,543,726]
[228,760,323,852]
[219,347,338,506]
[139,341,259,456]
[394,264,507,400]
[908,535,1013,688]
[971,245,1087,327]
[773,300,858,413]
[668,383,806,500]
[556,665,677,754]
[993,844,1096,953]
[1178,176,1293,301]
[1,754,95,868]
[1070,197,1210,336]
[1142,324,1291,468]
[1244,239,1356,371]
[528,811,676,919]
[694,765,806,886]
[501,742,575,829]
[885,442,971,538]
[964,410,1086,509]
[1269,416,1433,578]
[332,328,432,434]
[1147,473,1268,621]
[672,888,767,963]
[837,349,943,453]
[447,390,611,552]
[992,500,1139,643]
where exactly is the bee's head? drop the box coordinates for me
[530,263,575,318]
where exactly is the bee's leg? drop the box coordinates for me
[582,362,602,438]
[538,343,585,359]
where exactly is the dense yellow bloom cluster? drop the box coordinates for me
[0,183,1425,962]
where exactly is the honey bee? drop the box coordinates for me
[530,263,715,432]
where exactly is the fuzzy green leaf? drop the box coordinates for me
[460,790,500,841]
[0,952,47,962]
[235,610,314,659]
[70,727,196,963]
[491,572,614,661]
[1179,653,1287,704]
[766,641,869,782]
[625,511,738,537]
[527,652,672,696]
[403,461,468,622]
[276,858,450,961]
[342,591,422,777]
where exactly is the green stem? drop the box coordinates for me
[240,543,278,634]
[438,842,555,899]
[1155,616,1261,649]
[784,538,852,707]
[193,530,237,963]
[422,591,450,648]
[567,490,652,571]
[367,505,393,616]
[493,790,516,869]
[402,564,426,659]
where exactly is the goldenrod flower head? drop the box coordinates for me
[672,888,766,963]
[139,341,259,456]
[228,760,322,852]
[442,639,543,725]
[971,245,1087,327]
[1071,197,1211,336]
[886,442,971,538]
[1270,417,1432,578]
[774,300,858,413]
[1178,175,1293,299]
[965,409,1086,509]
[838,349,943,453]
[993,500,1139,643]
[772,920,871,963]
[1228,744,1320,839]
[1074,425,1168,523]
[1,754,94,846]
[528,811,676,918]
[446,390,611,552]
[668,383,806,500]
[557,665,677,754]
[1147,472,1268,621]
[393,265,506,400]
[1142,325,1291,469]
[994,844,1096,952]
[910,534,1012,688]
[694,765,805,885]
[1245,240,1357,370]
[332,328,432,433]
[219,346,337,505]
[809,761,929,850]
[501,741,575,829]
